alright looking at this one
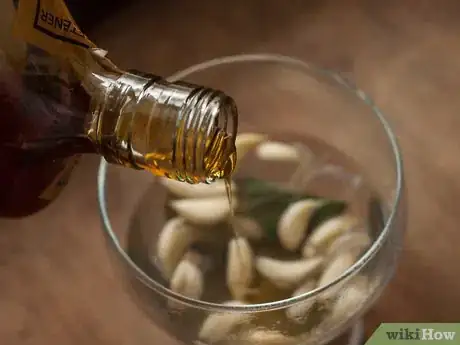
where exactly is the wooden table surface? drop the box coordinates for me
[1,0,460,344]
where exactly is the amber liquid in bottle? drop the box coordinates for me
[0,0,238,218]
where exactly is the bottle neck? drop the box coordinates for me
[86,69,238,183]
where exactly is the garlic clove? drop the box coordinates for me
[231,216,264,240]
[255,141,300,162]
[168,257,204,310]
[156,217,197,279]
[198,300,253,343]
[330,275,369,321]
[326,231,371,259]
[241,329,297,345]
[302,245,316,258]
[317,252,355,301]
[160,178,236,199]
[255,256,323,289]
[277,199,321,251]
[170,196,237,226]
[302,215,358,257]
[235,132,267,162]
[286,280,317,323]
[227,237,254,300]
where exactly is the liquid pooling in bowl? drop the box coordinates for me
[124,131,385,345]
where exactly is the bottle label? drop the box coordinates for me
[14,0,121,88]
[9,0,119,203]
[7,0,94,203]
[13,0,96,60]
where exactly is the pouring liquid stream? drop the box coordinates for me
[223,145,254,298]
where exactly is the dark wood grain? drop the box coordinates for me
[2,0,460,344]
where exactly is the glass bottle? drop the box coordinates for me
[0,0,238,218]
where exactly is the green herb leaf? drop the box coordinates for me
[235,177,347,241]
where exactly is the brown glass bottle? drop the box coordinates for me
[0,0,238,218]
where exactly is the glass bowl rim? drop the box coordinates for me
[97,53,404,313]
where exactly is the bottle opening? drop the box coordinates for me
[174,87,238,184]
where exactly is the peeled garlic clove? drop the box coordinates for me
[286,280,316,322]
[231,216,264,240]
[198,301,253,343]
[168,257,204,310]
[330,276,368,321]
[255,141,300,161]
[170,196,237,226]
[235,132,267,161]
[160,178,235,199]
[156,217,197,279]
[277,199,321,251]
[302,215,358,257]
[255,256,323,289]
[302,245,316,258]
[242,329,296,345]
[227,237,254,300]
[326,231,371,258]
[317,252,355,300]
[319,252,355,286]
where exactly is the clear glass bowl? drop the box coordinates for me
[97,54,406,345]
